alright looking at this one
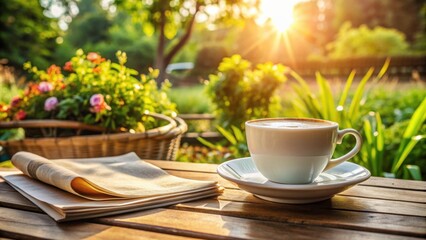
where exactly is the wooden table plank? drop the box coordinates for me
[93,208,419,240]
[0,207,192,240]
[1,161,425,239]
[1,180,425,238]
[2,179,424,220]
[171,199,426,238]
[219,188,426,217]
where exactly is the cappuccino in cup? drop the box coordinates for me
[246,118,362,184]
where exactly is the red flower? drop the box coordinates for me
[87,52,105,64]
[14,110,26,120]
[47,64,61,75]
[10,96,22,107]
[63,61,73,72]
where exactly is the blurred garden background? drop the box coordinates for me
[0,0,425,180]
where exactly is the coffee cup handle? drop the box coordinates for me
[324,128,362,171]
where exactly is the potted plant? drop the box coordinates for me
[0,50,187,160]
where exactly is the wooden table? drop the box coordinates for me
[0,160,425,239]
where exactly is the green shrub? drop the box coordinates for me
[206,55,287,129]
[327,23,410,58]
[361,84,426,126]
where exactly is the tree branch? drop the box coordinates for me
[163,3,201,67]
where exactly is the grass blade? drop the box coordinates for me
[290,70,311,93]
[377,57,391,79]
[338,70,356,107]
[404,165,422,180]
[316,72,336,121]
[392,135,425,173]
[231,125,245,143]
[217,126,237,145]
[348,68,374,121]
[375,112,385,176]
[363,116,375,173]
[392,98,426,171]
[197,137,217,149]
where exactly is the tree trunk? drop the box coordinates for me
[155,2,166,85]
[155,3,201,84]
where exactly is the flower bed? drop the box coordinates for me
[0,50,186,160]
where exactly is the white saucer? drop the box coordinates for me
[217,157,371,204]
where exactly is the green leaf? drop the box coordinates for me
[316,72,336,121]
[348,68,374,121]
[362,117,375,172]
[377,57,391,79]
[231,125,245,143]
[338,70,356,107]
[392,98,426,172]
[142,22,155,37]
[164,22,178,40]
[217,126,237,145]
[392,135,425,173]
[375,112,384,175]
[404,165,422,180]
[290,70,311,94]
[197,137,217,149]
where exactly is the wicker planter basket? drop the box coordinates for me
[0,113,187,160]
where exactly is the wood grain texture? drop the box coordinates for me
[94,207,420,240]
[1,160,425,239]
[219,188,426,217]
[170,199,426,237]
[0,207,192,240]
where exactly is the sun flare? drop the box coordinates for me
[260,0,301,32]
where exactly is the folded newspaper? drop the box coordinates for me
[0,151,222,222]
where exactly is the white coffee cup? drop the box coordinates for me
[245,118,362,184]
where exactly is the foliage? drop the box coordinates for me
[169,85,213,114]
[362,98,426,180]
[288,58,389,130]
[327,23,410,58]
[1,50,176,132]
[194,45,229,72]
[288,59,426,180]
[361,83,426,126]
[0,0,61,69]
[413,4,426,53]
[176,143,229,164]
[196,125,249,163]
[331,0,424,42]
[206,55,287,129]
[115,0,260,82]
[54,2,157,73]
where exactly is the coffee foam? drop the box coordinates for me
[250,119,333,129]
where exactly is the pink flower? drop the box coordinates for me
[89,94,111,113]
[15,110,26,120]
[90,94,104,106]
[44,97,59,111]
[87,52,105,64]
[38,82,53,93]
[10,96,22,107]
